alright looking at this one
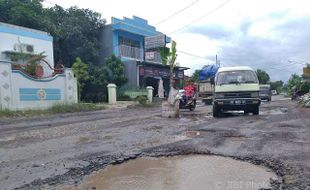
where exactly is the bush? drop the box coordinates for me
[135,95,148,105]
[23,62,37,76]
[117,94,132,101]
[0,103,104,118]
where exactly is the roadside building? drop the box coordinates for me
[102,16,188,96]
[0,22,54,76]
[0,22,77,110]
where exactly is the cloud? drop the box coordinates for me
[218,16,310,81]
[186,24,233,40]
[239,20,252,35]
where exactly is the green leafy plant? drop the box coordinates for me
[106,55,128,86]
[256,69,270,84]
[134,95,148,105]
[72,57,90,101]
[160,40,178,89]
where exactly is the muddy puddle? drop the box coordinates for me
[260,107,288,115]
[63,155,277,190]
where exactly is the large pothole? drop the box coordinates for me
[63,155,278,190]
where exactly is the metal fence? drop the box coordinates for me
[117,85,147,100]
[119,45,142,60]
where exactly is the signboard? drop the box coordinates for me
[145,52,155,60]
[145,34,166,49]
[303,67,310,75]
[140,66,184,79]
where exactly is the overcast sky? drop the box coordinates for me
[43,0,310,81]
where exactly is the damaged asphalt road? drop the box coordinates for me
[0,95,309,190]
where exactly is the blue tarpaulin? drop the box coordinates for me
[199,64,219,80]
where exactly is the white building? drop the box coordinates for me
[0,22,54,70]
[0,22,78,110]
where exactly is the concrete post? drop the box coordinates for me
[107,83,117,104]
[146,86,154,103]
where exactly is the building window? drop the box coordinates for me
[119,36,140,48]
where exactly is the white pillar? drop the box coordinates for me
[107,83,117,104]
[147,86,154,103]
[0,62,13,110]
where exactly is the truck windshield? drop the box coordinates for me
[216,70,258,85]
[260,87,270,93]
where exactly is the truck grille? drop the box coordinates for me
[224,92,252,98]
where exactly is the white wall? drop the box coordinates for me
[0,61,78,110]
[0,33,54,67]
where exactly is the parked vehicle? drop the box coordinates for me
[271,90,277,95]
[212,66,261,117]
[198,64,220,105]
[198,79,213,105]
[259,84,272,101]
[177,90,197,111]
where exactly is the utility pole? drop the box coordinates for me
[216,54,220,67]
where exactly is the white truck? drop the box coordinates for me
[198,79,213,105]
[212,66,261,117]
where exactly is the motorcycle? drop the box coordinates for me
[177,90,197,111]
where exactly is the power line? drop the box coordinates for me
[155,0,200,25]
[177,50,210,61]
[169,0,230,34]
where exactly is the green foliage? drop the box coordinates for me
[0,0,45,29]
[82,63,110,102]
[0,103,104,118]
[256,69,270,84]
[134,95,148,105]
[287,74,302,92]
[83,56,128,102]
[270,80,284,93]
[44,6,106,67]
[160,41,178,88]
[72,57,90,100]
[106,55,128,86]
[24,61,37,76]
[300,82,310,93]
[0,1,106,67]
[4,51,34,62]
[192,69,201,82]
[88,63,109,86]
[159,47,170,65]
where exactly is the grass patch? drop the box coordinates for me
[0,103,105,118]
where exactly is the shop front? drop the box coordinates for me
[138,62,188,97]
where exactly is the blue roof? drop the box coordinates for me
[111,16,171,43]
[0,22,53,42]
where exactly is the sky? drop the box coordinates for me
[42,0,310,81]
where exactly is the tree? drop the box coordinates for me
[270,80,284,93]
[0,0,46,29]
[0,1,106,67]
[256,69,270,84]
[161,41,178,88]
[287,74,302,94]
[82,63,110,102]
[72,57,89,101]
[44,5,106,67]
[105,55,127,86]
[192,70,201,82]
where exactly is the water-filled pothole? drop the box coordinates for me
[63,155,277,190]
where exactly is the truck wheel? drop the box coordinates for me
[252,106,259,115]
[213,105,220,117]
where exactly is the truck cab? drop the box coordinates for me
[213,66,260,117]
[259,84,272,101]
